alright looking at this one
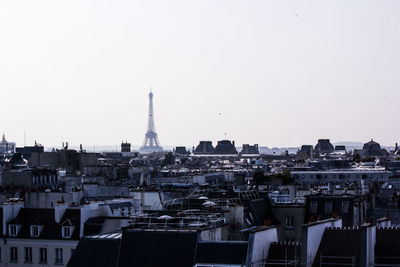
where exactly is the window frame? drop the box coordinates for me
[62,226,74,239]
[325,201,333,214]
[55,248,63,264]
[285,216,294,229]
[24,247,32,263]
[39,247,47,264]
[342,201,350,213]
[9,225,18,237]
[10,247,18,263]
[30,225,41,238]
[310,201,318,214]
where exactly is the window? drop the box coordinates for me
[10,247,18,262]
[30,225,40,237]
[325,201,333,214]
[342,201,350,213]
[24,247,32,263]
[55,248,63,264]
[310,201,318,214]
[39,247,47,264]
[285,216,294,229]
[9,225,17,236]
[62,226,72,238]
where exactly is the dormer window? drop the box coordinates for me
[8,224,20,237]
[62,226,73,239]
[30,225,42,237]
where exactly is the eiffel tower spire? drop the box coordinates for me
[140,91,163,153]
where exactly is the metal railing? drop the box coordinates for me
[320,255,355,267]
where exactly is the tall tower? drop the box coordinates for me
[140,91,163,153]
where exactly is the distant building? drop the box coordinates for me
[304,194,356,226]
[174,146,189,156]
[28,149,98,173]
[296,145,314,160]
[291,169,390,187]
[335,145,346,151]
[0,133,16,153]
[0,199,136,267]
[2,168,59,189]
[121,142,131,153]
[194,141,215,155]
[214,140,238,155]
[240,144,259,155]
[314,139,334,155]
[354,139,387,159]
[271,203,305,241]
[0,203,79,267]
[16,143,44,158]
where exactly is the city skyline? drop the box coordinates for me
[1,0,399,147]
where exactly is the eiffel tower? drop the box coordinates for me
[140,91,163,153]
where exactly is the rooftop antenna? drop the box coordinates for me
[24,131,26,147]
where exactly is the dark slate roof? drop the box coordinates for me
[175,146,189,155]
[195,141,215,154]
[244,197,277,226]
[6,208,81,240]
[375,227,400,266]
[363,140,381,151]
[312,228,361,267]
[240,144,259,155]
[83,216,106,236]
[60,208,81,240]
[67,237,121,267]
[117,229,198,267]
[214,140,238,155]
[195,241,248,265]
[266,242,302,266]
[314,139,334,154]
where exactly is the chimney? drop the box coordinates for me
[360,224,376,267]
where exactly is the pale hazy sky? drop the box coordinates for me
[0,0,399,148]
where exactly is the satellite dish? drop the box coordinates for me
[203,201,217,207]
[158,215,172,220]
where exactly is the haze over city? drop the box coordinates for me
[1,0,399,148]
